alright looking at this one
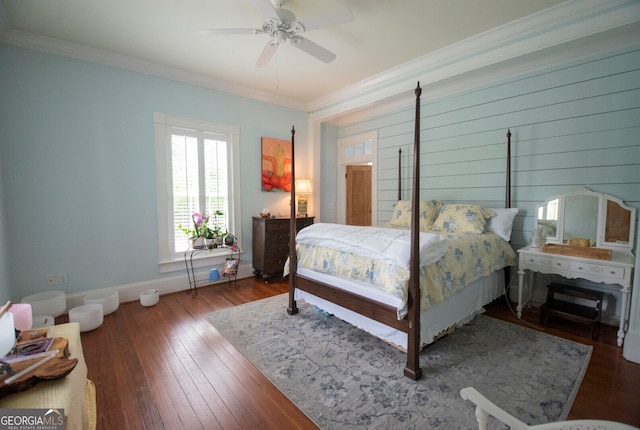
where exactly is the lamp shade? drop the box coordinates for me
[295,178,313,194]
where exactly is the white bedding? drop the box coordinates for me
[295,223,448,270]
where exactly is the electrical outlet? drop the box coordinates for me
[46,275,56,287]
[58,273,68,285]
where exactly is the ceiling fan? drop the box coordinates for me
[199,0,354,67]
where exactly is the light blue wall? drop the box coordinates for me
[333,45,640,319]
[320,122,339,223]
[0,150,10,304]
[337,46,640,249]
[0,44,308,301]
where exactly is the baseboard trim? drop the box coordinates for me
[64,262,254,310]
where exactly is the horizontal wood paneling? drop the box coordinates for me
[338,46,640,248]
[335,45,640,319]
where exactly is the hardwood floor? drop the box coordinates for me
[73,277,640,429]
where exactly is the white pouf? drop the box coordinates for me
[140,289,159,307]
[68,304,103,332]
[32,315,55,329]
[21,291,66,318]
[84,290,119,315]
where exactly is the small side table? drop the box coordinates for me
[184,245,240,298]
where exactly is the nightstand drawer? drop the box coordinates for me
[570,261,625,280]
[523,254,569,271]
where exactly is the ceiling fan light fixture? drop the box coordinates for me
[200,0,353,67]
[274,30,287,44]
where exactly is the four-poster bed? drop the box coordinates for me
[286,83,516,380]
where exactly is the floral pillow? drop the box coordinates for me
[387,200,443,230]
[432,204,495,234]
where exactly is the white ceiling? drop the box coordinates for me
[0,0,567,106]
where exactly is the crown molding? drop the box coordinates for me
[309,0,640,121]
[2,0,639,119]
[0,28,307,112]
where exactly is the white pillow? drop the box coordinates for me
[487,208,519,241]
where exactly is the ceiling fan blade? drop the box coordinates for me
[252,0,279,21]
[256,41,279,68]
[295,8,354,32]
[289,36,336,63]
[199,28,260,36]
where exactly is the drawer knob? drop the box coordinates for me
[578,266,583,270]
[610,271,616,275]
[556,262,562,266]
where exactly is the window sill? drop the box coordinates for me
[159,247,242,274]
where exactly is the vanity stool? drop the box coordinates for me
[540,283,604,339]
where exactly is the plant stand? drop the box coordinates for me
[184,246,241,298]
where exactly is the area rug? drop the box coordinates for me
[205,294,592,429]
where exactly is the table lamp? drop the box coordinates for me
[295,178,312,217]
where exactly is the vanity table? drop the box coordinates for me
[517,188,636,347]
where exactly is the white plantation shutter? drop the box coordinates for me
[154,113,240,268]
[170,128,231,253]
[203,135,229,233]
[171,129,200,252]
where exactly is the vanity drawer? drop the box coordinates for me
[523,254,569,271]
[570,261,625,280]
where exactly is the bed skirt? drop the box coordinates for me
[294,268,505,351]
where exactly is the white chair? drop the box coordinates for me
[460,387,638,430]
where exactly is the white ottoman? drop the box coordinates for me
[21,291,66,318]
[83,290,119,315]
[68,304,103,332]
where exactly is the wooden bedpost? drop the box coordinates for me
[287,126,298,316]
[506,129,511,209]
[397,148,402,201]
[404,82,423,380]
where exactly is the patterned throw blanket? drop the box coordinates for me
[293,223,516,318]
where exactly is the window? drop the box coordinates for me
[154,113,241,271]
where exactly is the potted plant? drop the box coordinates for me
[200,210,225,248]
[224,232,236,247]
[178,212,209,248]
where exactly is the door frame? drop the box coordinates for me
[337,131,377,225]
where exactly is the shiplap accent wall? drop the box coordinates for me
[338,46,640,250]
[335,45,640,322]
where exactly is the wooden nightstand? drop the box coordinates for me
[252,216,314,280]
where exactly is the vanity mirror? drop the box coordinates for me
[534,187,635,254]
